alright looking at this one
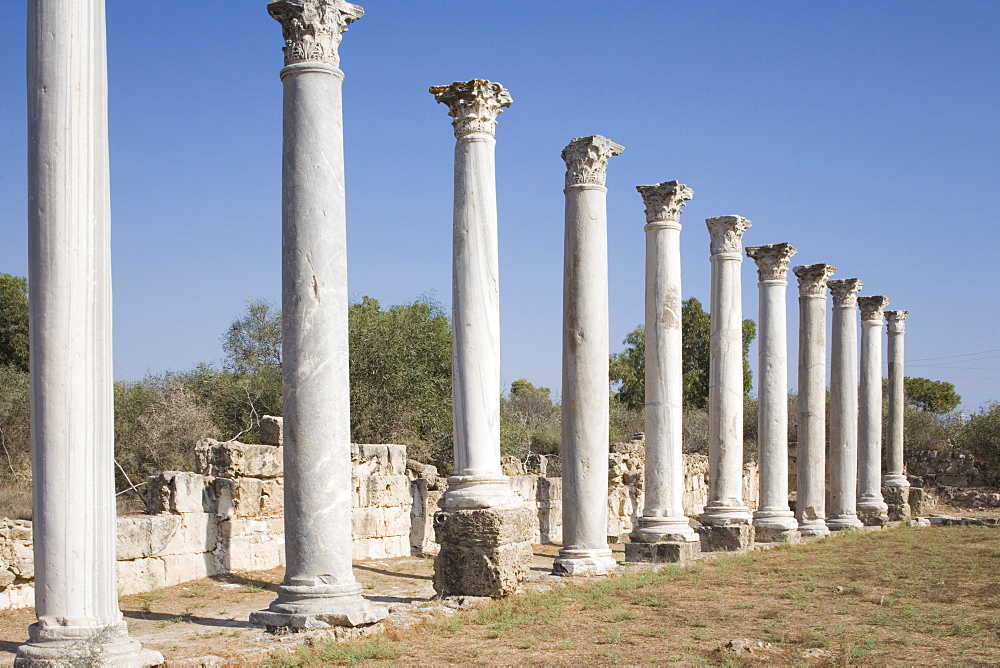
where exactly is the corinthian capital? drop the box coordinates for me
[429,79,512,138]
[268,0,364,67]
[793,264,836,296]
[636,181,693,224]
[706,215,751,255]
[828,278,863,307]
[885,310,908,334]
[858,295,890,322]
[746,243,797,281]
[562,136,624,188]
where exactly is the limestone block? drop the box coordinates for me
[406,459,439,485]
[9,521,31,542]
[524,453,547,476]
[433,540,533,598]
[883,485,912,521]
[147,471,213,514]
[0,583,34,610]
[9,541,33,580]
[539,476,561,501]
[261,478,284,516]
[117,557,167,595]
[625,540,701,563]
[0,568,15,588]
[116,515,182,561]
[234,477,264,518]
[212,478,236,519]
[195,439,283,479]
[753,527,801,544]
[508,475,538,502]
[156,513,218,557]
[259,415,283,446]
[433,506,534,548]
[353,535,409,561]
[857,508,888,527]
[696,524,755,552]
[500,456,526,476]
[353,505,410,540]
[163,552,220,587]
[355,474,411,507]
[352,444,406,476]
[218,518,284,572]
[538,501,562,545]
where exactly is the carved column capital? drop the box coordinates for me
[562,135,624,188]
[793,264,837,296]
[429,79,512,139]
[268,0,364,68]
[636,181,693,225]
[858,296,890,322]
[885,310,908,334]
[706,215,752,255]
[746,243,797,282]
[828,278,864,307]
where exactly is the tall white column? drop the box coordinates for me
[883,311,909,488]
[429,79,520,511]
[554,135,623,576]
[19,1,162,664]
[627,182,699,559]
[701,216,753,527]
[792,264,835,537]
[746,243,799,541]
[857,295,890,525]
[252,0,386,631]
[827,278,865,531]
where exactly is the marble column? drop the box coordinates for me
[18,1,162,665]
[827,278,865,531]
[251,0,386,631]
[429,80,531,597]
[857,295,890,526]
[554,135,624,576]
[698,216,754,551]
[746,244,799,543]
[882,310,911,519]
[626,181,700,563]
[792,264,836,537]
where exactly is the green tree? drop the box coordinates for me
[0,274,29,373]
[958,402,1000,483]
[609,297,757,410]
[223,299,282,375]
[904,376,961,413]
[500,379,560,458]
[0,365,30,478]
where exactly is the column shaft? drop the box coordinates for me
[827,279,864,530]
[20,0,161,663]
[747,244,798,538]
[857,296,890,524]
[555,136,623,575]
[793,264,835,537]
[883,311,909,487]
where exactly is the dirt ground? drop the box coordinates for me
[0,505,997,666]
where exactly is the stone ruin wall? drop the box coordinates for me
[905,449,1000,510]
[0,424,761,611]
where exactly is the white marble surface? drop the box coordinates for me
[20,0,161,664]
[630,182,698,544]
[700,216,753,526]
[827,278,865,530]
[746,244,798,533]
[793,264,836,537]
[857,296,890,519]
[883,311,910,488]
[555,136,623,575]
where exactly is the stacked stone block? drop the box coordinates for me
[351,444,412,559]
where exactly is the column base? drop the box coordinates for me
[625,539,701,563]
[857,498,889,527]
[695,524,755,552]
[754,527,801,544]
[250,583,388,632]
[553,548,618,576]
[629,515,699,543]
[797,519,831,537]
[826,514,864,531]
[440,474,522,510]
[752,509,798,532]
[881,474,910,488]
[700,503,753,526]
[16,621,162,667]
[433,506,533,597]
[883,485,913,521]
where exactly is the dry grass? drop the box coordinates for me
[374,526,1000,665]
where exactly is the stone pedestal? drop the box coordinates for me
[883,311,910,494]
[428,79,527,593]
[792,264,836,537]
[251,0,386,632]
[18,1,162,665]
[827,279,865,531]
[700,216,753,536]
[746,244,799,543]
[695,524,755,552]
[627,181,699,563]
[554,136,624,577]
[883,485,912,522]
[433,507,534,597]
[857,296,890,526]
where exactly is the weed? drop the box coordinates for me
[136,588,165,614]
[606,608,635,622]
[600,629,623,644]
[602,647,625,663]
[843,633,877,663]
[180,584,208,598]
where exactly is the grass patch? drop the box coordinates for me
[266,635,401,667]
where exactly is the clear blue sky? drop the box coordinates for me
[1,2,998,410]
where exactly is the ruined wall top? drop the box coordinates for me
[636,181,693,225]
[429,79,512,139]
[268,0,364,68]
[562,135,624,189]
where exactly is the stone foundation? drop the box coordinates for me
[858,506,889,527]
[432,506,533,598]
[753,527,801,544]
[624,539,700,563]
[696,524,755,552]
[883,485,912,521]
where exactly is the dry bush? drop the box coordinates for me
[0,477,32,520]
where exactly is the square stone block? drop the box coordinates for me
[908,487,927,516]
[625,540,701,563]
[146,471,212,514]
[259,415,283,446]
[433,506,535,548]
[753,527,801,544]
[195,439,283,479]
[883,485,912,521]
[433,540,532,598]
[163,552,220,587]
[696,524,755,552]
[858,508,889,527]
[116,514,182,561]
[117,557,167,595]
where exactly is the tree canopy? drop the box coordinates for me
[904,376,961,413]
[0,274,29,373]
